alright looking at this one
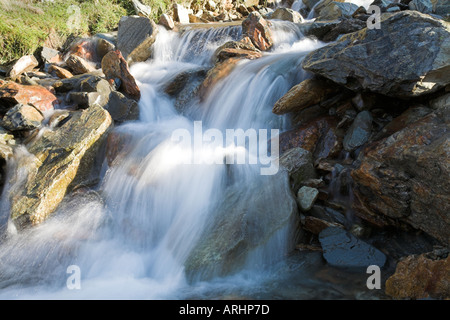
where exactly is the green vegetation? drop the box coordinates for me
[0,0,174,64]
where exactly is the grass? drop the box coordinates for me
[0,0,128,64]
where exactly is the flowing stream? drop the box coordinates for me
[0,21,381,299]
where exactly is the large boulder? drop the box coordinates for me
[302,11,450,98]
[117,15,158,64]
[0,81,57,112]
[351,107,450,246]
[242,12,274,51]
[9,105,112,229]
[184,171,299,282]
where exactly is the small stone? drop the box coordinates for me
[7,55,39,80]
[66,54,96,75]
[343,111,372,152]
[2,104,44,131]
[297,186,319,211]
[48,65,74,79]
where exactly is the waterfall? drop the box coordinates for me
[0,21,324,299]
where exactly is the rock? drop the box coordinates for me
[213,40,262,64]
[409,0,433,13]
[303,215,344,235]
[117,15,158,64]
[321,18,367,42]
[431,0,450,16]
[317,1,359,21]
[105,129,134,166]
[373,106,433,141]
[174,4,190,24]
[104,91,139,122]
[164,67,207,97]
[385,253,449,299]
[198,57,240,101]
[9,105,112,228]
[302,11,450,98]
[1,104,44,131]
[242,12,274,51]
[297,186,319,211]
[40,47,62,64]
[0,127,15,161]
[189,14,209,23]
[343,110,373,152]
[158,13,175,30]
[101,50,141,101]
[309,205,348,226]
[298,20,341,40]
[430,92,450,110]
[243,0,259,8]
[271,8,304,23]
[278,147,316,192]
[80,76,113,96]
[66,39,98,63]
[96,38,116,60]
[206,0,217,11]
[7,55,39,80]
[66,54,96,75]
[273,78,342,115]
[0,81,57,112]
[68,91,108,109]
[184,171,299,281]
[318,226,387,269]
[279,116,342,160]
[351,109,450,245]
[131,0,152,17]
[52,72,104,93]
[237,4,250,16]
[48,65,74,79]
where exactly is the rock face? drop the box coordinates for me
[101,50,141,101]
[184,171,299,282]
[117,15,158,64]
[318,227,387,269]
[385,253,449,299]
[273,78,341,115]
[0,81,57,112]
[1,104,43,131]
[10,105,112,229]
[351,108,450,246]
[242,12,274,51]
[302,11,450,98]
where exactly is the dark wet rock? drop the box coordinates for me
[321,18,367,42]
[104,91,139,122]
[302,11,450,98]
[303,216,344,235]
[343,110,373,152]
[318,226,387,269]
[117,15,158,64]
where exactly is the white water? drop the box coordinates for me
[0,22,324,299]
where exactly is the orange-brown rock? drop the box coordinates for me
[385,254,450,299]
[279,116,342,160]
[242,12,273,51]
[0,81,57,112]
[48,65,74,79]
[101,50,141,101]
[198,57,241,101]
[273,78,341,115]
[351,109,450,245]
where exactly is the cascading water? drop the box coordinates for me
[0,21,326,299]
